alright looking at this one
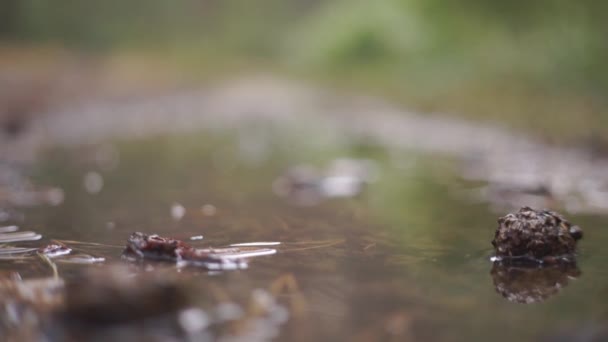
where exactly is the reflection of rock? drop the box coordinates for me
[492,207,583,263]
[491,263,580,304]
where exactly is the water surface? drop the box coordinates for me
[4,130,608,341]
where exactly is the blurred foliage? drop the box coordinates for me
[2,0,608,142]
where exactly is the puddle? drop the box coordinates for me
[1,125,608,341]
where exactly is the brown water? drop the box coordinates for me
[4,130,608,341]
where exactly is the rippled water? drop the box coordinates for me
[3,130,608,341]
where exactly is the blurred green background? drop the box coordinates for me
[2,0,607,143]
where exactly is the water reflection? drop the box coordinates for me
[491,263,581,304]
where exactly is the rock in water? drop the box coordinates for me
[492,206,583,263]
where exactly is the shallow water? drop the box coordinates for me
[4,130,608,341]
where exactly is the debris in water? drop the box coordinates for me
[38,242,72,258]
[123,232,276,270]
[171,203,186,221]
[190,235,204,241]
[492,206,583,263]
[491,262,580,304]
[83,171,104,194]
[0,229,105,265]
[124,232,201,261]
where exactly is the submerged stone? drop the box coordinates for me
[492,206,583,263]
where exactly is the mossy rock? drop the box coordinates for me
[492,206,583,263]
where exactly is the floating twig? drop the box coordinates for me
[229,242,281,247]
[54,239,123,249]
[37,253,59,279]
